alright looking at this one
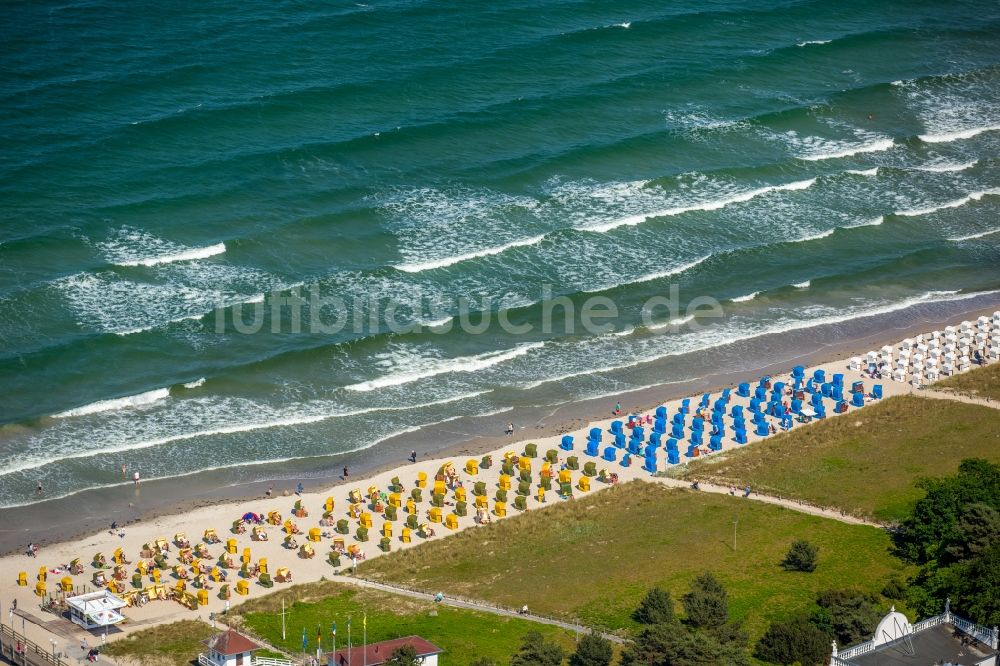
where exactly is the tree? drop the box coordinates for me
[893,458,1000,563]
[387,645,420,666]
[569,634,612,666]
[681,573,729,629]
[622,624,749,666]
[754,616,830,666]
[510,631,564,666]
[810,589,882,646]
[633,586,675,625]
[781,540,818,572]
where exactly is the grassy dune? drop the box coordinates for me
[680,395,1000,522]
[358,482,909,638]
[934,363,1000,402]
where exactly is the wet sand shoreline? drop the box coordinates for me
[2,295,998,556]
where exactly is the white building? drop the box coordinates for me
[66,590,127,631]
[832,601,998,666]
[200,629,296,666]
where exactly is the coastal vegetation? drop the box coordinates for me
[678,394,1000,521]
[934,362,1000,402]
[102,619,217,666]
[232,581,579,665]
[357,482,909,638]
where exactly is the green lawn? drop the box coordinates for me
[678,395,1000,522]
[233,581,581,666]
[934,362,1000,402]
[104,619,217,666]
[357,481,909,639]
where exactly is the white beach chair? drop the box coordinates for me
[941,362,954,376]
[892,368,906,383]
[958,356,970,371]
[848,356,861,371]
[925,368,939,382]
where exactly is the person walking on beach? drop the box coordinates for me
[410,450,417,463]
[121,463,127,479]
[133,471,141,486]
[296,482,304,496]
[613,402,621,416]
[343,466,349,479]
[505,422,514,436]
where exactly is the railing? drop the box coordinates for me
[953,615,996,648]
[254,657,297,666]
[199,654,213,666]
[834,611,999,663]
[0,623,70,666]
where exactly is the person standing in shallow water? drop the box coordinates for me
[343,466,348,479]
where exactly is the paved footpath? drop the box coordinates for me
[909,386,1000,410]
[328,576,627,644]
[649,478,882,527]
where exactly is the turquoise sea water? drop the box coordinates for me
[2,0,1000,509]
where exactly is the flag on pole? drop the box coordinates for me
[332,622,337,637]
[363,614,366,630]
[302,627,307,651]
[317,624,322,648]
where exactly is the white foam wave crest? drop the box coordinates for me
[796,39,831,46]
[730,291,760,303]
[918,123,1000,143]
[794,229,835,243]
[581,254,711,293]
[896,189,999,217]
[395,235,545,272]
[0,423,429,510]
[345,343,544,392]
[948,227,1000,242]
[117,242,226,267]
[5,391,492,478]
[646,314,695,331]
[914,160,978,173]
[54,387,170,418]
[844,216,884,229]
[419,316,454,328]
[793,281,811,289]
[522,290,1000,396]
[847,168,879,177]
[582,179,816,233]
[797,137,894,161]
[183,378,206,389]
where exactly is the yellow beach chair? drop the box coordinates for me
[359,512,373,529]
[17,571,27,586]
[494,501,506,517]
[465,459,478,475]
[401,527,411,543]
[203,528,219,543]
[428,507,442,523]
[381,522,392,538]
[225,538,237,554]
[445,514,459,530]
[455,486,467,503]
[499,474,511,491]
[60,576,73,592]
[324,497,334,513]
[416,472,427,488]
[235,579,249,595]
[578,476,590,492]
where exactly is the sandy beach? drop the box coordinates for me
[4,295,999,559]
[2,305,997,659]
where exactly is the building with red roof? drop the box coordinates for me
[327,636,442,666]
